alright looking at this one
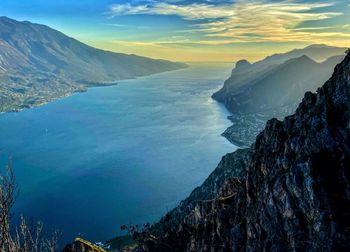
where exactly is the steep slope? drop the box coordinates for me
[140,51,350,251]
[213,49,345,147]
[221,56,322,113]
[0,16,186,112]
[214,45,346,100]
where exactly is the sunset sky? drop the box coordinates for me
[2,0,349,62]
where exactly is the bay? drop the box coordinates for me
[0,63,236,244]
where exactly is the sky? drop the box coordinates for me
[1,0,349,62]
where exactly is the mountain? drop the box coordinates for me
[137,50,350,251]
[222,45,346,91]
[0,16,187,112]
[212,45,346,146]
[254,44,346,66]
[213,53,345,115]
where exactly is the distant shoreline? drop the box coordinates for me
[0,66,187,114]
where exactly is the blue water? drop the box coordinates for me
[0,63,236,244]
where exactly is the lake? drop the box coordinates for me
[0,63,237,244]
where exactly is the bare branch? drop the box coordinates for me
[0,162,60,252]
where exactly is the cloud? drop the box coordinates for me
[104,23,149,29]
[109,1,336,20]
[111,38,276,49]
[108,1,349,46]
[109,2,234,20]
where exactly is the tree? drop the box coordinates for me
[0,162,60,252]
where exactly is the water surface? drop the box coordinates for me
[0,63,236,243]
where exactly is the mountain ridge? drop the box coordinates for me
[212,45,347,147]
[0,16,187,112]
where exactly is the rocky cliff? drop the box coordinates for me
[140,51,350,251]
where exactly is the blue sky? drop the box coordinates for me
[1,0,349,62]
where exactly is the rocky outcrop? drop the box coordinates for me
[141,51,350,251]
[233,60,251,73]
[156,149,249,226]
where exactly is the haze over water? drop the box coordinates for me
[0,63,236,243]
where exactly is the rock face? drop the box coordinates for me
[143,51,350,251]
[234,60,251,73]
[212,46,346,147]
[0,16,187,112]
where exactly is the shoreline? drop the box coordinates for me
[0,66,188,114]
